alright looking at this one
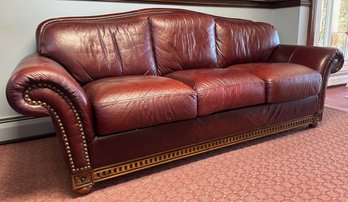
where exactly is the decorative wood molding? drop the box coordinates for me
[307,0,316,45]
[89,0,311,8]
[93,115,315,183]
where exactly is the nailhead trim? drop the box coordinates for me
[38,10,176,50]
[23,83,90,173]
[319,51,343,112]
[40,10,174,30]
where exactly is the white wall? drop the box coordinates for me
[0,0,308,142]
[297,6,310,45]
[273,6,309,45]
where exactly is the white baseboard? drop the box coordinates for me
[328,73,348,86]
[0,116,55,143]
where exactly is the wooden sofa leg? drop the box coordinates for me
[71,170,94,195]
[309,111,323,128]
[309,121,319,128]
[74,184,93,195]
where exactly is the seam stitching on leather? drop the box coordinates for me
[38,10,175,49]
[195,80,264,93]
[94,92,197,107]
[288,47,296,62]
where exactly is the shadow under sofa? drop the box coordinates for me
[6,8,344,194]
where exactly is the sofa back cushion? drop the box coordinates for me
[36,9,280,83]
[37,18,156,84]
[150,14,218,75]
[215,18,279,68]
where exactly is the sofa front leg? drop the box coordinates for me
[309,111,323,128]
[72,170,94,195]
[309,121,319,128]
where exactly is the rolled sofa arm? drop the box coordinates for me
[6,53,95,175]
[269,44,344,74]
[268,44,345,118]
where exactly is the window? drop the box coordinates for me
[316,0,348,58]
[315,0,348,85]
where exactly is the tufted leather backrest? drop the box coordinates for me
[36,8,279,84]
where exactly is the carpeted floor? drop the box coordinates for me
[0,107,348,201]
[326,85,348,112]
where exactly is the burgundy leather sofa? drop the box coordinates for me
[6,8,344,194]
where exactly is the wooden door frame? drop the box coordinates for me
[307,0,316,45]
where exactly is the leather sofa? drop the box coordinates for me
[6,8,344,194]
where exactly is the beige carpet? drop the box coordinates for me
[325,85,348,112]
[0,108,348,201]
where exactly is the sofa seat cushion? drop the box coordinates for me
[83,76,197,135]
[165,68,265,116]
[230,63,322,103]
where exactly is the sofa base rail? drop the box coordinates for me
[72,114,317,194]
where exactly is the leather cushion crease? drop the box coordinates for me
[6,8,344,194]
[165,68,265,116]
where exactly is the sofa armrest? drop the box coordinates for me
[269,44,344,74]
[269,44,344,116]
[6,53,95,174]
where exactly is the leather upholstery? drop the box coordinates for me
[269,45,344,74]
[269,44,344,111]
[6,8,345,192]
[150,14,218,75]
[196,96,318,143]
[215,18,279,68]
[83,76,197,135]
[230,63,322,103]
[90,96,318,167]
[39,18,156,84]
[6,54,95,170]
[166,68,265,116]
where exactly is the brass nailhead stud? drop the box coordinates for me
[24,84,91,173]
